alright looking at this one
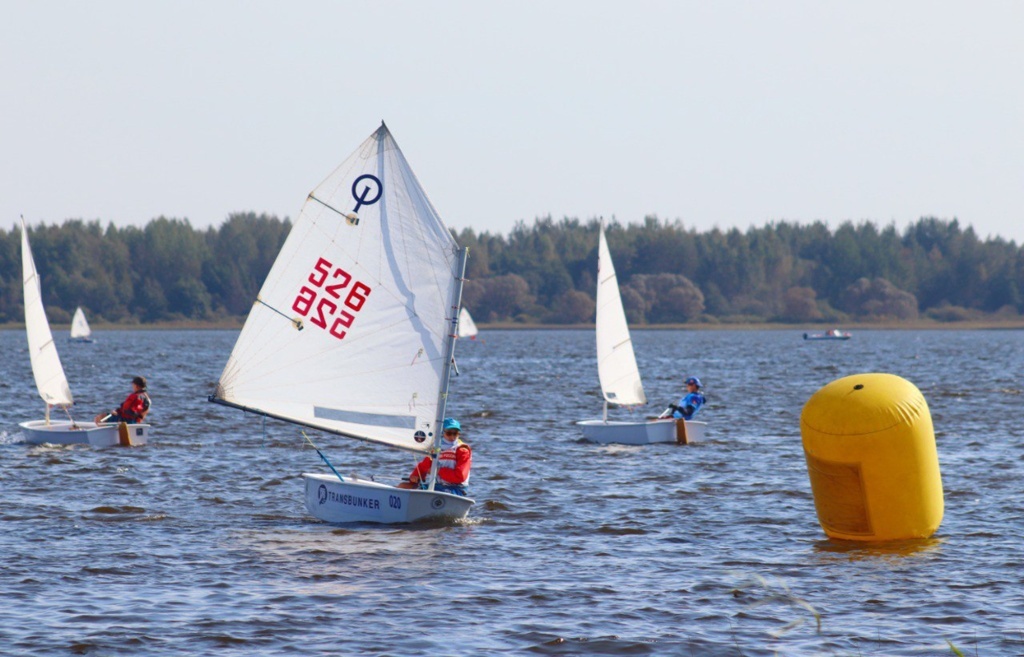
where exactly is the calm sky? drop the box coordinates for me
[2,1,1021,242]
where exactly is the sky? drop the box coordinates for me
[2,1,1022,242]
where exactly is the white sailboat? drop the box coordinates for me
[576,225,707,445]
[209,123,474,524]
[457,307,479,339]
[18,218,149,447]
[69,306,94,342]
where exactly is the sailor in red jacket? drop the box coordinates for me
[398,417,471,496]
[95,376,151,424]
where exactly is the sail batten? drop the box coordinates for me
[21,219,74,407]
[308,194,347,217]
[212,125,461,453]
[595,226,646,406]
[207,396,429,453]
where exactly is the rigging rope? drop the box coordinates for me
[302,431,345,484]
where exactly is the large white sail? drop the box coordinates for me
[457,307,478,338]
[70,307,92,339]
[595,226,646,406]
[21,219,74,406]
[213,124,462,453]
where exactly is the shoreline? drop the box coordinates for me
[3,319,1023,331]
[475,321,1024,330]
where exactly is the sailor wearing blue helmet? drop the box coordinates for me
[398,417,472,496]
[665,376,705,420]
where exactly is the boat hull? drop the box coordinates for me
[577,418,708,445]
[19,420,151,447]
[302,473,474,524]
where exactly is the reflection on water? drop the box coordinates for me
[1,328,1023,654]
[813,537,946,560]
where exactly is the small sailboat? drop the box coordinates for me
[457,307,479,339]
[209,123,474,524]
[18,218,149,447]
[68,306,94,343]
[576,225,707,445]
[803,328,852,341]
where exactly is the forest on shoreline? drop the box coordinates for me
[3,213,1022,327]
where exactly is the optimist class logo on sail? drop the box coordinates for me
[351,174,382,213]
[346,174,382,226]
[292,257,373,340]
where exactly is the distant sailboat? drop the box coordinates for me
[18,218,149,446]
[209,123,474,524]
[457,307,479,339]
[69,306,94,343]
[576,224,707,445]
[803,328,852,341]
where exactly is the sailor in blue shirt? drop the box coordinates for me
[669,376,705,420]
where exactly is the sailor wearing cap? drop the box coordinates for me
[668,377,705,421]
[399,417,472,496]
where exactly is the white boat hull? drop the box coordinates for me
[302,473,474,524]
[577,418,708,445]
[19,420,151,447]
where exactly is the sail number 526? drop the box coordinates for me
[292,257,372,340]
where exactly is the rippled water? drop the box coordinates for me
[1,328,1023,655]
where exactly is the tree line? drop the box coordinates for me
[2,213,290,325]
[2,213,1020,326]
[456,215,1022,324]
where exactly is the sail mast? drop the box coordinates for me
[425,246,469,492]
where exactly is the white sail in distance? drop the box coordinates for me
[213,124,462,453]
[70,307,92,340]
[595,225,646,406]
[21,219,74,406]
[457,307,478,338]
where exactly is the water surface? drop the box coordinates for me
[1,328,1022,655]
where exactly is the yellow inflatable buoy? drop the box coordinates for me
[800,373,943,541]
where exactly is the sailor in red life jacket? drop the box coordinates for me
[94,376,151,424]
[397,417,471,496]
